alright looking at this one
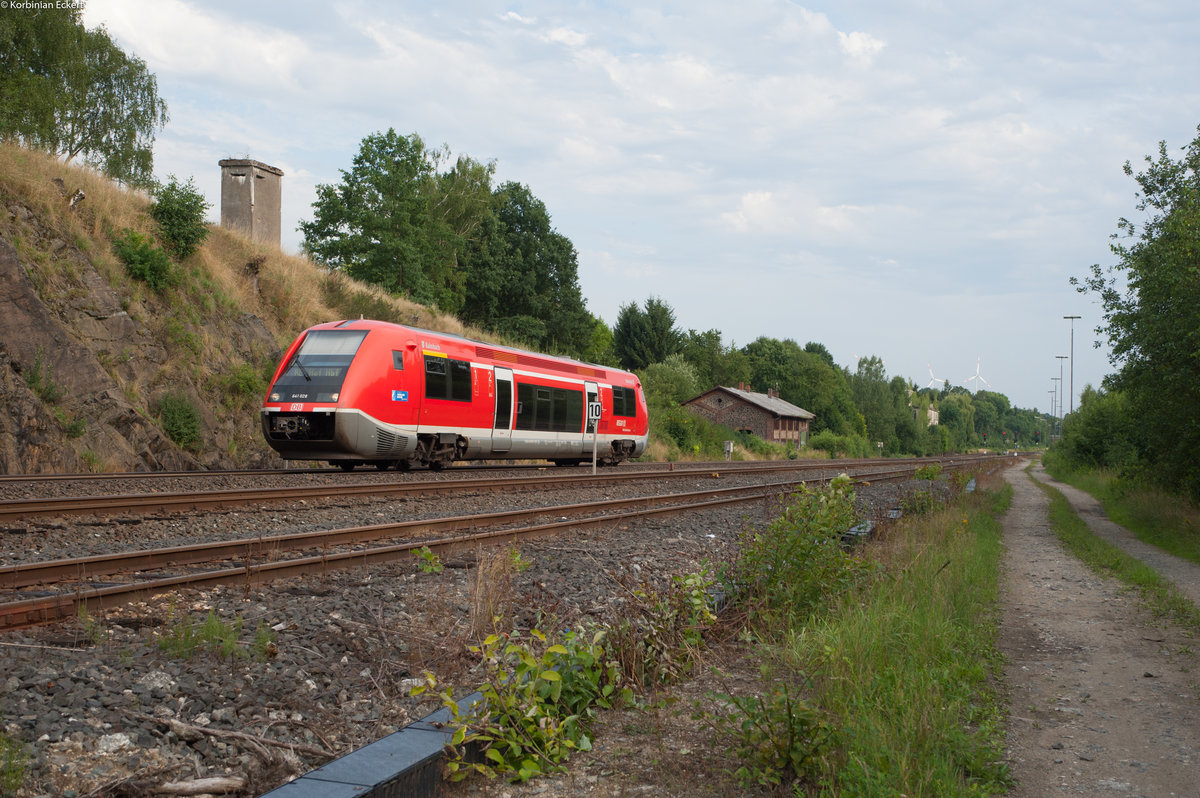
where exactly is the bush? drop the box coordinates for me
[114,228,175,290]
[158,392,201,450]
[151,175,211,259]
[726,474,873,621]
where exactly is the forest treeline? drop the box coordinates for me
[1055,126,1200,501]
[297,129,1052,459]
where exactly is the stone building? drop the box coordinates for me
[218,159,284,247]
[682,384,814,447]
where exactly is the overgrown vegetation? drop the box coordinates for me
[113,228,175,290]
[0,732,27,798]
[157,608,277,661]
[727,476,1013,795]
[1044,456,1200,567]
[419,472,1009,794]
[156,392,201,450]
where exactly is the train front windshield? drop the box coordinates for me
[269,329,368,403]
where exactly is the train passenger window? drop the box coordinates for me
[516,383,535,429]
[450,358,472,402]
[392,351,404,370]
[424,355,473,402]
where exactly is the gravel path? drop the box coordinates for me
[1000,462,1200,797]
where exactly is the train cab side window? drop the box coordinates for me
[612,386,637,418]
[424,355,473,402]
[392,351,404,370]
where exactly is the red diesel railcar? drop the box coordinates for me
[260,320,649,470]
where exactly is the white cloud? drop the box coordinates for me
[838,30,886,67]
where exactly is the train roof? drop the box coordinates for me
[311,319,636,384]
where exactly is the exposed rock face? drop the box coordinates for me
[1,197,281,473]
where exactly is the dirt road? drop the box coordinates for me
[1000,462,1200,797]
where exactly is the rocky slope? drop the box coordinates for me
[0,144,462,475]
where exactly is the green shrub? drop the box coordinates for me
[726,474,873,621]
[417,627,629,783]
[151,175,211,259]
[114,228,175,290]
[158,392,201,450]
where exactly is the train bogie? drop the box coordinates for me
[261,320,649,470]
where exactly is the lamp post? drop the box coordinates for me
[1048,389,1056,443]
[1064,315,1081,414]
[1055,356,1068,422]
[1051,376,1062,436]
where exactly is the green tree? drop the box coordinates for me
[639,354,701,407]
[741,337,863,439]
[300,129,467,311]
[0,7,168,186]
[459,182,593,355]
[1072,127,1200,497]
[612,297,683,371]
[680,328,751,389]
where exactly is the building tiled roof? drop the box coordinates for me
[687,386,815,419]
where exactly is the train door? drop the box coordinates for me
[492,367,514,452]
[582,381,599,455]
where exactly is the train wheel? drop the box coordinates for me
[372,461,391,471]
[338,462,356,472]
[428,460,444,471]
[395,460,412,471]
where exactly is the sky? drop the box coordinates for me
[78,0,1200,416]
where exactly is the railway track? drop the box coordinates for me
[0,456,988,522]
[0,464,945,631]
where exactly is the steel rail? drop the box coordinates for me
[0,464,948,631]
[0,478,808,590]
[0,460,928,522]
[0,480,808,630]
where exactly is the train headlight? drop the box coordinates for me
[270,392,280,402]
[331,392,339,402]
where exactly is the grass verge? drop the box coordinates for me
[723,474,1015,796]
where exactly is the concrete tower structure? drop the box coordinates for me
[218,159,283,247]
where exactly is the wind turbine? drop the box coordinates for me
[926,364,947,389]
[962,357,991,393]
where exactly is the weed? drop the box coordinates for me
[415,546,443,574]
[113,228,175,290]
[914,462,943,480]
[157,392,201,450]
[725,474,873,624]
[76,605,108,647]
[0,733,27,797]
[52,406,86,438]
[25,347,63,404]
[702,683,838,790]
[157,609,273,661]
[900,487,937,516]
